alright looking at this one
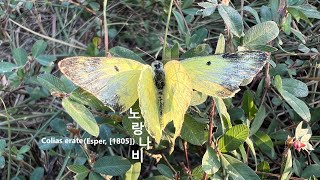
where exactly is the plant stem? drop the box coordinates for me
[182,140,190,172]
[103,0,109,55]
[208,99,216,147]
[203,99,216,180]
[1,98,11,180]
[55,151,71,180]
[162,0,174,61]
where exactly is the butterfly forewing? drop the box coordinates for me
[181,51,268,97]
[59,57,144,112]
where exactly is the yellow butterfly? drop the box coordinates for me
[59,51,269,143]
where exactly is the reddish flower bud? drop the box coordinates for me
[293,140,306,152]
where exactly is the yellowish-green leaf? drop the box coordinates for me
[202,147,221,174]
[218,5,243,37]
[243,21,279,47]
[124,162,141,180]
[62,98,99,137]
[218,124,249,153]
[220,154,261,180]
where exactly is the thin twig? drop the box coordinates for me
[203,99,216,180]
[182,140,190,172]
[69,0,97,15]
[161,153,177,177]
[9,19,86,50]
[173,0,190,34]
[103,0,109,55]
[162,0,174,61]
[0,98,12,180]
[256,171,305,180]
[259,62,270,107]
[208,99,216,147]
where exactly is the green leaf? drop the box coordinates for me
[124,162,141,180]
[157,164,174,178]
[250,105,267,136]
[202,147,221,174]
[245,138,257,169]
[190,28,208,48]
[243,6,261,23]
[243,21,279,47]
[281,14,292,35]
[282,78,308,97]
[144,176,172,180]
[88,172,104,180]
[293,158,302,177]
[218,5,243,37]
[0,139,6,152]
[252,131,276,160]
[182,0,193,9]
[18,145,30,154]
[220,154,261,180]
[75,172,89,180]
[214,97,232,133]
[281,149,293,180]
[37,74,68,93]
[13,48,28,66]
[310,107,320,123]
[0,62,19,73]
[181,44,212,58]
[30,167,44,180]
[171,42,179,59]
[173,9,187,35]
[0,156,5,169]
[257,161,270,180]
[301,165,320,178]
[89,2,100,11]
[38,136,59,150]
[180,114,208,145]
[93,156,131,176]
[62,98,99,137]
[218,124,249,153]
[35,55,56,66]
[163,43,171,60]
[290,5,320,19]
[239,45,278,52]
[291,28,307,44]
[274,75,283,93]
[242,90,258,121]
[260,6,272,22]
[109,46,145,63]
[287,7,311,24]
[198,0,218,17]
[70,88,106,110]
[50,118,68,135]
[32,40,47,57]
[270,0,279,20]
[215,34,225,54]
[68,165,89,174]
[281,90,311,122]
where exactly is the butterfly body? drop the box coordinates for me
[59,51,269,144]
[151,60,165,116]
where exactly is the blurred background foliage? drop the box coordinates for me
[0,0,320,179]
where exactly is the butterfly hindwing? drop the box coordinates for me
[163,60,192,146]
[138,65,162,143]
[59,57,144,112]
[181,51,268,97]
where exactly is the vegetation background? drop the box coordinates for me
[0,0,319,179]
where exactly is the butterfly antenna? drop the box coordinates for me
[135,47,156,61]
